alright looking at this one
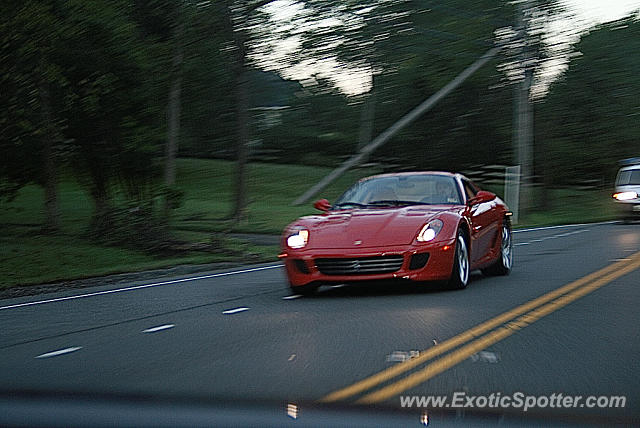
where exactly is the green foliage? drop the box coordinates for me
[0,0,67,200]
[86,201,171,253]
[158,185,185,210]
[1,0,165,228]
[284,0,516,171]
[2,0,631,265]
[540,17,640,184]
[0,158,614,287]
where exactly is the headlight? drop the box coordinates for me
[287,229,309,249]
[613,191,638,201]
[417,219,444,242]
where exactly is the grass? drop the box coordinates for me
[0,158,616,288]
[172,158,380,234]
[0,159,380,288]
[513,187,616,227]
[480,184,616,228]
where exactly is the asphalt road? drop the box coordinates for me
[1,222,639,426]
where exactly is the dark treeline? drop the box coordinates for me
[1,0,638,242]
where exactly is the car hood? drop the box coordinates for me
[295,206,458,249]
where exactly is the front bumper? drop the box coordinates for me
[614,200,640,219]
[281,239,456,287]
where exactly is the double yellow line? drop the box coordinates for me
[320,251,640,404]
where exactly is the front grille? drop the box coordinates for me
[315,256,404,275]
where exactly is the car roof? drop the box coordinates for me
[618,164,640,172]
[359,171,466,182]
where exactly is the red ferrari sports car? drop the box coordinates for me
[280,172,513,295]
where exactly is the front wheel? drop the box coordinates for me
[448,232,470,289]
[482,219,513,276]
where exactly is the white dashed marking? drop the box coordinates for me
[282,295,302,300]
[222,307,250,314]
[142,324,175,333]
[35,347,82,359]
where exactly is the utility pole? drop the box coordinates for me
[293,46,502,205]
[514,0,534,217]
[357,91,375,151]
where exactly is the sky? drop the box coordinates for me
[531,0,640,97]
[565,0,640,24]
[261,0,640,96]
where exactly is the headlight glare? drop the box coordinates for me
[287,229,309,249]
[613,191,638,201]
[417,219,444,242]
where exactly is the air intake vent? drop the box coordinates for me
[293,259,310,274]
[409,253,430,270]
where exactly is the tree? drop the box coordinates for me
[0,0,69,232]
[292,0,515,172]
[165,2,183,202]
[218,0,280,223]
[54,0,161,234]
[539,16,640,186]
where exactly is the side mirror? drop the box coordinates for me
[313,199,331,212]
[469,190,496,205]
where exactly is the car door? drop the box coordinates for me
[462,180,498,264]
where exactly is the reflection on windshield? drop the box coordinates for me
[334,175,463,208]
[617,170,640,185]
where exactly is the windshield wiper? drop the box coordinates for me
[333,201,368,209]
[367,200,426,207]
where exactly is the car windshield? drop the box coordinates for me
[333,174,463,208]
[616,169,640,185]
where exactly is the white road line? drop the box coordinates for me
[0,222,618,313]
[514,220,614,233]
[35,347,82,359]
[0,264,282,312]
[142,324,175,333]
[222,307,250,314]
[282,295,302,300]
[515,229,589,246]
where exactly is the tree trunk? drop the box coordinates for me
[224,0,279,222]
[164,18,184,215]
[91,192,111,235]
[88,152,112,236]
[39,79,60,233]
[231,27,250,223]
[233,62,250,223]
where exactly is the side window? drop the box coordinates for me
[462,180,477,201]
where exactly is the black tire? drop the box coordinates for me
[289,282,318,296]
[448,230,470,290]
[482,218,513,276]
